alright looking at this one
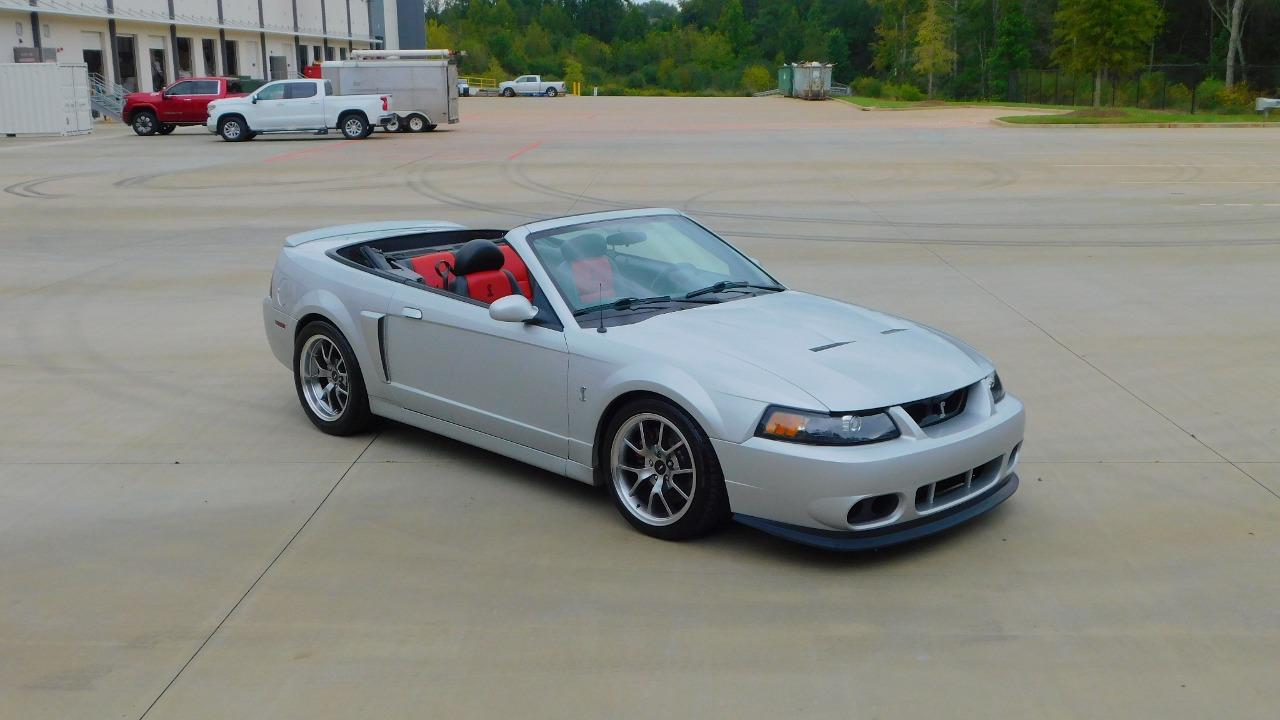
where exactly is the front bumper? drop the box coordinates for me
[736,473,1018,550]
[713,391,1025,548]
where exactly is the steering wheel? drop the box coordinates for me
[653,263,699,294]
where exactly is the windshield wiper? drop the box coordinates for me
[683,281,785,300]
[573,295,673,317]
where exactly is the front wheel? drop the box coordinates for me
[545,87,558,97]
[293,321,372,435]
[604,398,729,541]
[340,114,369,139]
[217,116,247,141]
[502,88,515,97]
[131,111,158,136]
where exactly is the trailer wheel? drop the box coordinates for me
[406,114,428,132]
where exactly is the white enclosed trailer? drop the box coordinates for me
[321,50,459,133]
[0,62,93,136]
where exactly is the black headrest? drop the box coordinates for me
[561,233,606,261]
[452,239,505,275]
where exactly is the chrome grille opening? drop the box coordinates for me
[915,455,1003,513]
[901,386,968,428]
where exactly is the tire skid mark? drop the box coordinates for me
[3,174,82,199]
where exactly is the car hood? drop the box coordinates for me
[125,91,161,103]
[619,291,992,411]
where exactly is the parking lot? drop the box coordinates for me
[2,96,1278,719]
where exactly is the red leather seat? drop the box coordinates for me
[499,245,533,299]
[448,239,521,304]
[408,250,456,289]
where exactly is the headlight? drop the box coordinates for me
[756,406,899,446]
[986,372,1005,403]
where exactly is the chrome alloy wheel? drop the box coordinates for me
[611,413,696,526]
[299,335,350,422]
[343,117,364,137]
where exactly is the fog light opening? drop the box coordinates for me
[847,493,900,527]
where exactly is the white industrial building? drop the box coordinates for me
[0,0,424,92]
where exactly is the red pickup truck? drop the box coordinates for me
[123,77,249,136]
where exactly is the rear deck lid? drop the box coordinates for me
[284,220,465,247]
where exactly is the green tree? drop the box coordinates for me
[869,0,918,81]
[990,3,1032,99]
[914,0,956,97]
[1052,0,1164,106]
[741,64,773,93]
[717,0,751,51]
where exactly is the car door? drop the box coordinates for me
[282,81,322,128]
[180,79,222,123]
[515,76,535,94]
[157,80,194,121]
[250,82,288,129]
[382,283,570,458]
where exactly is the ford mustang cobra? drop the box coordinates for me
[264,209,1025,549]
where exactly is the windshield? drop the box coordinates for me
[527,214,780,315]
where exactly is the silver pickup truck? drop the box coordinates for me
[498,75,567,97]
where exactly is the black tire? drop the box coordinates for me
[218,116,248,142]
[292,321,373,436]
[340,113,369,139]
[384,114,402,132]
[602,397,729,541]
[131,110,158,136]
[502,88,515,97]
[157,123,177,135]
[545,87,558,97]
[406,114,428,132]
[424,124,438,132]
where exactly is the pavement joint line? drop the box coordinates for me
[919,244,1280,505]
[135,430,381,720]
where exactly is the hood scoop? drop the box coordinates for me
[810,341,853,353]
[881,328,908,335]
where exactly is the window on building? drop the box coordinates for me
[225,41,239,76]
[324,46,334,61]
[202,38,217,75]
[339,47,347,60]
[312,45,321,64]
[175,37,192,77]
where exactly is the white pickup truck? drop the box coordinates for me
[206,79,394,141]
[499,75,567,97]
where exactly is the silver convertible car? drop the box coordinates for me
[264,208,1025,549]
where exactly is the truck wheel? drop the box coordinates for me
[340,113,369,139]
[545,87,558,97]
[218,116,247,142]
[132,111,158,136]
[502,88,515,97]
[406,114,428,132]
[384,115,401,132]
[157,124,176,135]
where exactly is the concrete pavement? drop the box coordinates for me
[1,97,1277,719]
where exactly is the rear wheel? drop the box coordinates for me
[604,398,729,541]
[131,111,158,136]
[406,114,428,132]
[157,123,176,135]
[293,321,372,435]
[340,113,369,139]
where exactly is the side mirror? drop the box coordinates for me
[251,96,258,104]
[489,294,538,323]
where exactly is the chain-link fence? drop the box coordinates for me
[1008,65,1280,113]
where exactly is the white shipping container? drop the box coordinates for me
[0,63,93,136]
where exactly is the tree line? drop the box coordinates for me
[426,0,1278,102]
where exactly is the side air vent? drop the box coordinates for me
[881,328,907,335]
[810,341,852,352]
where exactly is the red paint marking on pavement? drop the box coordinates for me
[507,140,543,161]
[264,139,359,163]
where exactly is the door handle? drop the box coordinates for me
[400,307,423,319]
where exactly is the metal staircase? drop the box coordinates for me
[88,73,125,121]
